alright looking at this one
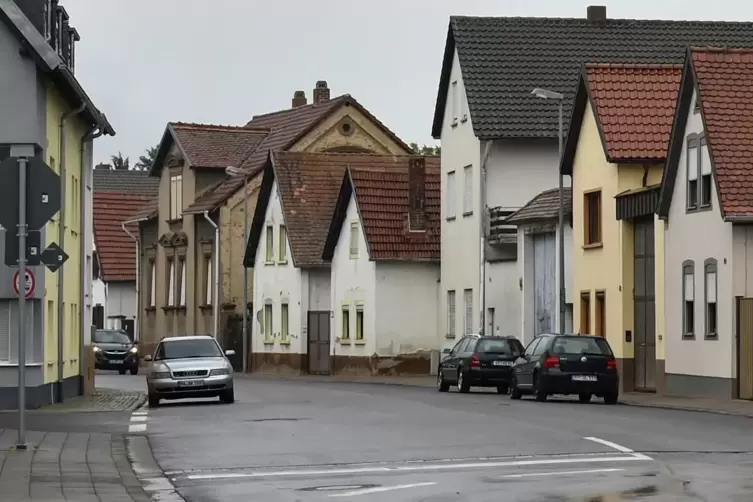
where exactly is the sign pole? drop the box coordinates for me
[16,157,27,450]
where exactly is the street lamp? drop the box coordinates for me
[531,88,566,336]
[225,165,249,373]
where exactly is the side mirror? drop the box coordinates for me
[144,355,152,362]
[225,349,236,357]
[442,348,451,354]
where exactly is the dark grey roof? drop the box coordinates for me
[431,14,753,140]
[506,188,572,225]
[93,168,160,196]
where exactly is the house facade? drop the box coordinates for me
[431,6,753,353]
[657,48,753,400]
[0,0,114,408]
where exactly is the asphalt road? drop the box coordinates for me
[99,372,753,502]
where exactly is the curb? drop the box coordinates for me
[618,399,753,419]
[129,392,148,412]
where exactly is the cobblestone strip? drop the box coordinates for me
[38,390,147,413]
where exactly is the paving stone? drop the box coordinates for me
[35,389,146,413]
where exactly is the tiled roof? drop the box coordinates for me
[170,122,269,170]
[347,159,441,261]
[585,64,683,161]
[432,14,753,140]
[92,168,160,195]
[93,192,153,282]
[692,48,753,217]
[126,198,159,222]
[505,187,572,225]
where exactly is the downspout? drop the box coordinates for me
[202,211,219,338]
[479,140,492,335]
[57,102,86,403]
[122,216,149,342]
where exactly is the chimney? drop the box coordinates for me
[587,5,607,22]
[292,90,307,108]
[95,163,112,170]
[408,157,426,232]
[313,81,330,104]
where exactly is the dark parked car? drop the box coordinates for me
[437,334,525,394]
[93,329,139,375]
[510,334,619,404]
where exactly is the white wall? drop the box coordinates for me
[665,88,734,380]
[252,179,303,354]
[375,262,439,356]
[330,196,375,357]
[105,282,137,319]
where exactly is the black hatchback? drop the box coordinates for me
[510,334,619,404]
[93,329,140,375]
[438,335,525,394]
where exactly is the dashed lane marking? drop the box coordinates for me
[128,407,149,434]
[500,467,624,479]
[328,482,437,497]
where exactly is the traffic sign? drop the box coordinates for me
[4,230,41,267]
[0,156,61,231]
[12,269,35,299]
[40,242,68,272]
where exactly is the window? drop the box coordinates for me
[43,0,52,42]
[167,260,175,306]
[265,225,274,263]
[584,191,601,245]
[341,305,350,341]
[451,80,458,124]
[148,260,156,308]
[683,261,695,338]
[595,291,606,338]
[349,222,359,258]
[700,142,712,208]
[281,303,289,343]
[169,174,183,219]
[580,291,591,334]
[264,304,273,343]
[204,255,212,305]
[488,307,496,336]
[705,259,717,339]
[687,139,699,209]
[532,337,549,357]
[278,225,287,263]
[446,290,456,338]
[462,165,473,215]
[178,259,186,307]
[523,338,541,359]
[463,289,473,335]
[355,305,364,341]
[446,171,456,219]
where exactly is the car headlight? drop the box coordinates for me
[150,372,171,379]
[209,368,231,376]
[129,347,138,354]
[93,346,101,353]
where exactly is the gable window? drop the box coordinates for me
[349,222,359,258]
[169,174,183,220]
[700,140,712,208]
[265,225,274,263]
[463,165,473,216]
[584,190,602,246]
[463,289,473,335]
[683,261,695,338]
[446,171,456,220]
[451,80,458,125]
[278,225,287,263]
[167,259,175,306]
[705,259,717,339]
[263,303,273,344]
[355,304,364,341]
[687,137,699,209]
[580,291,591,334]
[341,305,350,341]
[595,291,606,338]
[446,290,456,338]
[685,135,713,211]
[281,303,289,344]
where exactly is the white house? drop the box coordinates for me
[656,47,753,400]
[430,7,753,350]
[321,156,441,375]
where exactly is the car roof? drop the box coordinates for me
[539,333,608,341]
[160,335,215,342]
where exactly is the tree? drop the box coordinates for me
[134,145,159,171]
[409,142,441,156]
[110,152,130,170]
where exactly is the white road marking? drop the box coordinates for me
[128,423,147,433]
[181,454,650,481]
[130,415,148,422]
[583,436,653,461]
[132,410,148,416]
[329,482,436,497]
[500,468,624,479]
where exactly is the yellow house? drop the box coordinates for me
[561,63,682,394]
[0,0,114,408]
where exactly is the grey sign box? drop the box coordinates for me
[0,156,61,231]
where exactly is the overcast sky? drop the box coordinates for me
[62,0,753,166]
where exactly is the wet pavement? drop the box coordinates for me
[100,373,753,501]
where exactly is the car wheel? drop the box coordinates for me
[118,368,127,375]
[130,366,139,375]
[510,377,522,400]
[220,389,235,404]
[533,374,547,402]
[457,369,471,393]
[604,392,618,405]
[437,369,450,392]
[496,384,509,394]
[148,394,159,408]
[579,393,592,403]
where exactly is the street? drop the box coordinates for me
[98,373,753,501]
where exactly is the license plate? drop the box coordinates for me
[493,360,513,367]
[177,380,205,387]
[572,375,597,382]
[109,360,123,364]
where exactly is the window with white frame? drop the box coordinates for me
[178,258,186,307]
[446,290,456,338]
[278,225,287,263]
[700,141,712,208]
[356,304,364,340]
[705,259,717,339]
[682,261,694,338]
[149,260,156,308]
[463,289,473,335]
[205,255,212,305]
[463,165,473,215]
[687,139,698,210]
[281,303,289,343]
[169,174,183,219]
[167,260,175,306]
[264,303,273,343]
[349,222,359,258]
[446,171,456,219]
[265,225,274,263]
[341,305,350,341]
[451,81,458,124]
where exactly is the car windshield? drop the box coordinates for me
[94,330,131,344]
[155,339,222,360]
[552,337,613,356]
[477,339,513,354]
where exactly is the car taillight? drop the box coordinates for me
[470,354,480,368]
[607,359,617,370]
[544,355,560,369]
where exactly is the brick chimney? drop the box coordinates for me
[313,81,330,104]
[292,90,307,108]
[587,5,607,22]
[408,157,426,232]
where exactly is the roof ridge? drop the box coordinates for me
[585,63,684,70]
[690,46,753,53]
[451,15,753,25]
[248,94,350,121]
[170,122,267,132]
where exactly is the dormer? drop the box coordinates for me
[54,4,69,58]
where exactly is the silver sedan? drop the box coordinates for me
[144,335,236,407]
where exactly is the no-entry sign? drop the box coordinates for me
[12,269,35,299]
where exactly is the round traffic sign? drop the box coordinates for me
[13,270,35,299]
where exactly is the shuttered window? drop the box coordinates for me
[463,289,473,335]
[463,165,473,215]
[447,290,456,338]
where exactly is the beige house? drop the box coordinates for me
[133,81,412,363]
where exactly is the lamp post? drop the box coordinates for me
[531,88,566,335]
[226,165,248,373]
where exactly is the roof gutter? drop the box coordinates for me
[202,211,220,339]
[724,215,753,223]
[122,216,150,343]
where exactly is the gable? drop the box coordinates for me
[244,158,276,267]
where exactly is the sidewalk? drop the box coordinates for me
[244,373,753,418]
[0,428,150,501]
[34,389,146,413]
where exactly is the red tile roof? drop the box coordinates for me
[171,122,269,170]
[93,192,153,282]
[691,47,753,217]
[585,63,683,161]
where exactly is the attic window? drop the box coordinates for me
[339,120,354,137]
